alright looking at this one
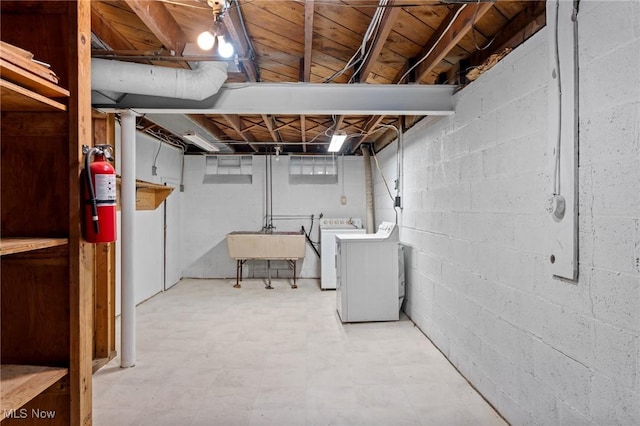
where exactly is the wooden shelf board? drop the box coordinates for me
[0,364,68,420]
[1,78,66,112]
[115,177,175,211]
[0,237,69,256]
[0,41,59,84]
[0,59,69,98]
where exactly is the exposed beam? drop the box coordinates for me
[94,83,457,115]
[468,1,546,68]
[222,114,259,152]
[187,114,234,152]
[350,115,386,153]
[358,0,402,83]
[124,0,188,58]
[303,0,315,82]
[261,114,282,143]
[273,119,298,133]
[223,4,260,82]
[412,1,494,83]
[300,115,307,153]
[91,8,137,52]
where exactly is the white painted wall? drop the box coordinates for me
[182,155,367,279]
[374,2,640,424]
[114,129,183,314]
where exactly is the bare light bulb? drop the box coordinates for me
[217,35,234,58]
[197,31,215,50]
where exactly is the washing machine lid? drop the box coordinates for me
[336,221,398,242]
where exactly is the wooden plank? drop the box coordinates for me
[91,5,139,53]
[124,0,188,57]
[0,238,68,256]
[223,114,259,152]
[303,0,314,82]
[0,42,59,83]
[91,112,116,362]
[412,1,494,84]
[350,115,386,153]
[467,1,546,69]
[93,243,115,359]
[68,2,94,425]
[0,59,69,98]
[0,365,68,420]
[358,0,402,82]
[223,2,260,82]
[115,178,175,211]
[1,79,66,111]
[0,41,33,60]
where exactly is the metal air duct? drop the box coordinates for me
[91,58,228,101]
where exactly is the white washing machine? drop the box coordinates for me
[336,222,404,323]
[320,218,364,290]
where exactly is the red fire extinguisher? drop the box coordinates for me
[82,144,117,243]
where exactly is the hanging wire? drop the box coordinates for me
[397,4,467,84]
[323,0,389,83]
[371,148,395,203]
[470,0,496,51]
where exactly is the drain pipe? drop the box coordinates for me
[120,110,137,368]
[362,145,375,233]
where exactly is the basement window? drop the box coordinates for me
[203,155,253,184]
[289,155,337,184]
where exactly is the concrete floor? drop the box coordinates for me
[93,278,507,426]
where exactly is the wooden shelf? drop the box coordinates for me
[1,78,67,111]
[0,237,69,256]
[1,58,69,98]
[116,177,175,211]
[0,364,68,420]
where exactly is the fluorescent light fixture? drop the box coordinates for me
[328,133,348,152]
[183,132,219,152]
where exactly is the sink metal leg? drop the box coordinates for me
[234,260,242,288]
[265,259,273,289]
[290,260,297,289]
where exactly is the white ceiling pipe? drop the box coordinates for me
[91,58,228,101]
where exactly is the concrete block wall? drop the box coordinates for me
[182,155,367,279]
[373,2,640,424]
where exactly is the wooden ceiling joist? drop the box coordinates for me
[303,0,315,82]
[468,1,546,69]
[412,1,494,83]
[124,0,188,58]
[357,0,402,83]
[261,114,282,143]
[187,114,234,152]
[300,115,307,152]
[223,114,259,152]
[223,4,260,82]
[350,115,385,153]
[91,7,137,52]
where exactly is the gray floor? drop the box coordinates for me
[93,278,507,426]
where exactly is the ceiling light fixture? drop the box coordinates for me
[197,0,235,58]
[328,132,348,152]
[183,132,220,152]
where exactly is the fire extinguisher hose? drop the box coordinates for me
[84,148,100,234]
